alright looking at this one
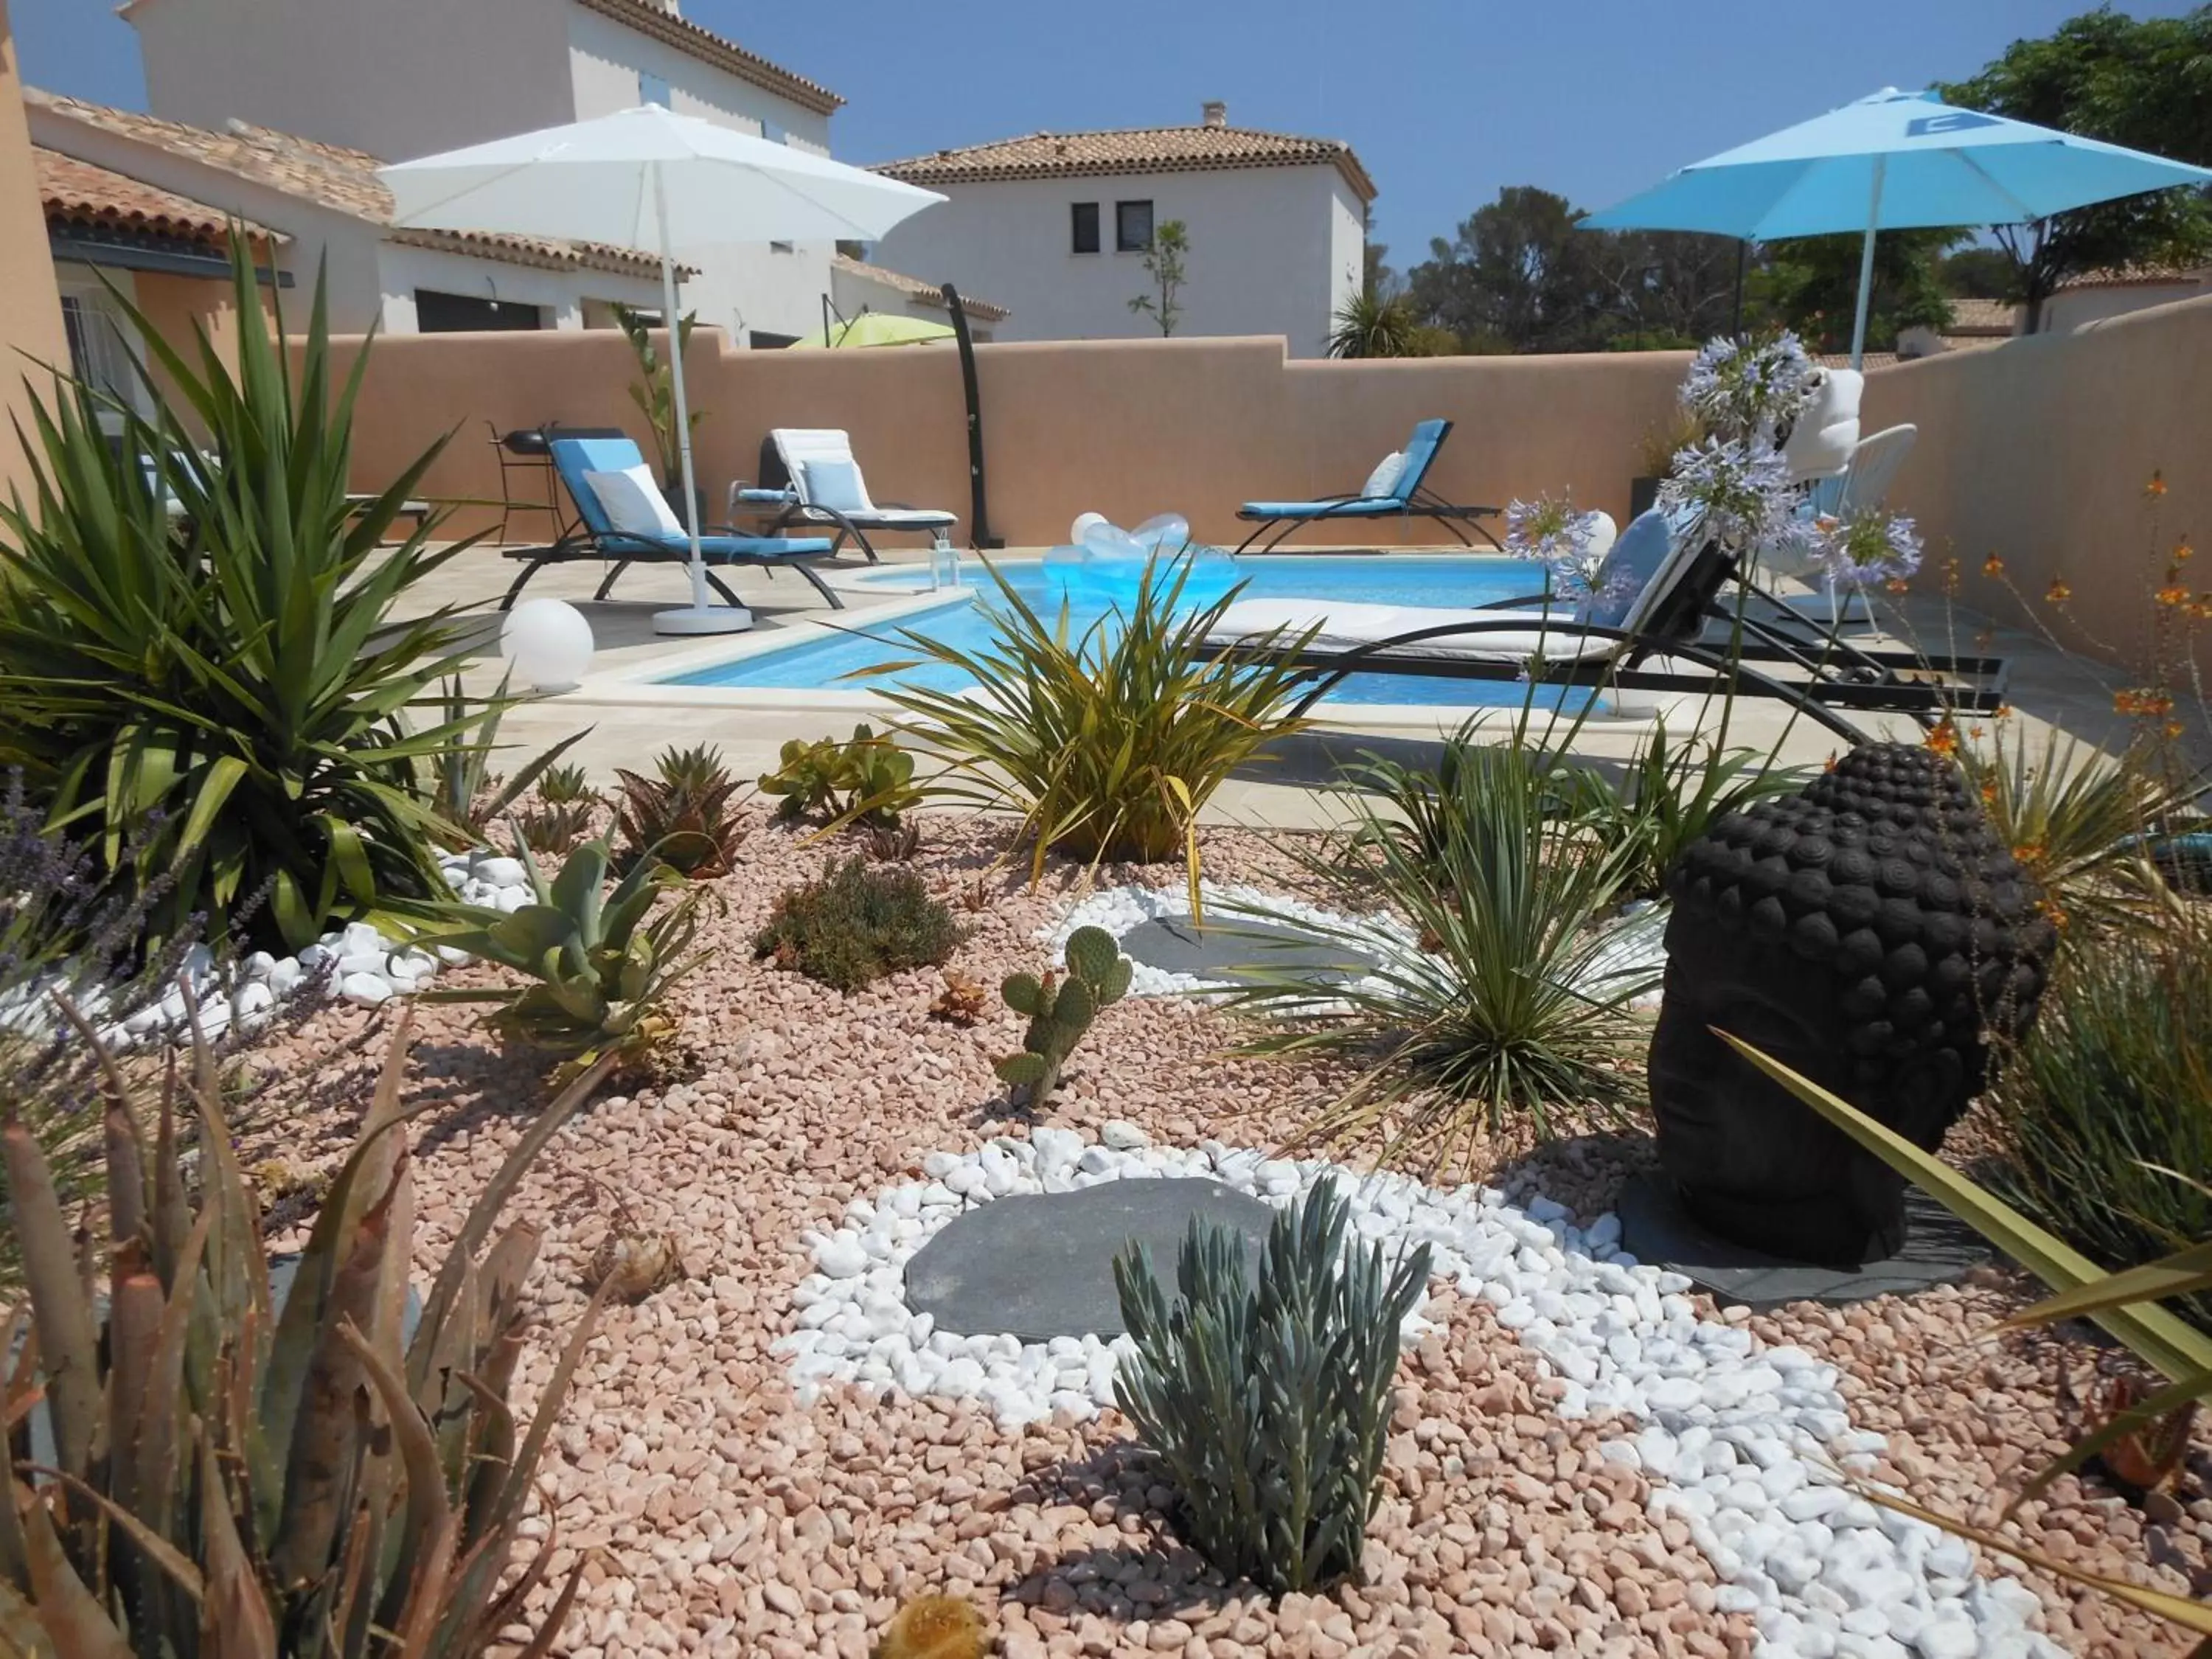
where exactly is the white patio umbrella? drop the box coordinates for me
[1584,88,2212,369]
[380,105,945,634]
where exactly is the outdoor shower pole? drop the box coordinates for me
[942,285,1003,549]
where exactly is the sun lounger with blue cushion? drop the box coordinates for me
[498,435,841,612]
[1233,417,1502,554]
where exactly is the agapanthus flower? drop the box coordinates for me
[1656,437,1810,563]
[1813,506,1924,588]
[1679,331,1815,444]
[1503,494,1610,600]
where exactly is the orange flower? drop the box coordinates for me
[1941,557,1963,597]
[2176,540,2194,563]
[2014,841,2047,868]
[1823,752,1839,772]
[2146,472,2168,499]
[2045,578,2072,604]
[1884,577,1910,596]
[1924,719,1960,757]
[1978,779,1999,807]
[1994,703,2014,720]
[2157,585,2190,606]
[2167,720,2187,740]
[1982,553,2005,577]
[2114,687,2177,718]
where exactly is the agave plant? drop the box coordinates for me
[0,234,485,952]
[1578,714,1806,901]
[1720,1033,2212,1645]
[0,1000,613,1657]
[418,834,709,1065]
[612,745,747,877]
[866,555,1317,914]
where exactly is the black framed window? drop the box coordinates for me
[1115,199,1154,252]
[1071,201,1100,254]
[414,290,543,332]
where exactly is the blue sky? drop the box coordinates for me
[15,0,2199,262]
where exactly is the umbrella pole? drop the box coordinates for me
[651,161,746,635]
[1848,156,1885,372]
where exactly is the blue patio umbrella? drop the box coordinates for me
[1582,87,2212,367]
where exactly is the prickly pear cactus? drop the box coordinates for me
[992,926,1131,1110]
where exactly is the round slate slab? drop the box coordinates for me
[1618,1172,1988,1310]
[1116,913,1375,987]
[905,1178,1279,1340]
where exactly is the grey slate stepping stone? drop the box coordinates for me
[905,1178,1279,1340]
[1117,913,1375,987]
[1618,1172,1987,1310]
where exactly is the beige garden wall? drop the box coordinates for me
[0,0,71,506]
[329,327,1688,552]
[1863,291,2212,681]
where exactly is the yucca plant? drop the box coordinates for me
[1113,1175,1430,1595]
[1719,1032,2212,1646]
[1229,741,1652,1176]
[1987,917,2212,1333]
[0,234,484,952]
[1326,288,1422,360]
[866,555,1317,914]
[417,833,708,1065]
[0,1001,613,1657]
[1575,714,1806,901]
[427,674,589,849]
[1952,723,2185,944]
[611,744,745,877]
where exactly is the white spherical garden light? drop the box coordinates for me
[1069,511,1107,546]
[499,598,595,693]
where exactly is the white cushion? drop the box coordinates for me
[583,465,682,538]
[1361,451,1406,500]
[802,456,872,513]
[1783,368,1862,483]
[1206,598,1613,663]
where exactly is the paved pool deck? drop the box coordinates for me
[387,541,2194,833]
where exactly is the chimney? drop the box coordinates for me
[1202,100,1227,128]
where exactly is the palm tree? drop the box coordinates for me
[1329,288,1422,358]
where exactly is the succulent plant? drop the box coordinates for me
[538,759,598,805]
[1113,1175,1431,1595]
[613,744,747,877]
[876,1593,990,1659]
[994,925,1130,1110]
[866,815,923,862]
[513,797,598,855]
[430,670,591,846]
[753,857,963,993]
[0,999,616,1657]
[929,967,989,1026]
[417,832,709,1067]
[758,723,920,830]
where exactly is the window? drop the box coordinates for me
[59,290,136,406]
[414,290,545,332]
[1071,201,1100,254]
[762,120,786,145]
[1115,199,1154,253]
[768,240,795,254]
[638,71,671,107]
[748,329,799,349]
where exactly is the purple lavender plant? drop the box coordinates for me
[1813,507,1924,588]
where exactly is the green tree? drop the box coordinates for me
[1129,218,1190,335]
[1753,228,1958,354]
[1935,245,2025,299]
[1941,7,2212,330]
[609,301,703,484]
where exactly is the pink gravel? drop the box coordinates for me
[234,818,2212,1658]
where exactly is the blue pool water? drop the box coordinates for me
[661,555,1586,709]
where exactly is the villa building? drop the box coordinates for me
[870,103,1373,358]
[116,0,860,348]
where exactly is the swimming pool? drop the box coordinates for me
[658,555,1589,710]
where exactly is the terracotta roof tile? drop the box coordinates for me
[574,0,840,114]
[830,254,1008,321]
[37,146,282,247]
[27,87,672,281]
[1944,297,2020,335]
[875,123,1376,202]
[2058,260,2212,291]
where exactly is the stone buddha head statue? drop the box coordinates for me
[1646,742,2057,1267]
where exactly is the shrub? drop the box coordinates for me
[1575,714,1805,901]
[1113,1175,1430,1595]
[994,925,1131,1110]
[757,723,919,830]
[866,555,1316,907]
[420,834,708,1066]
[1233,739,1652,1175]
[1988,919,2212,1332]
[0,236,486,951]
[613,742,747,876]
[754,856,962,991]
[0,1005,611,1656]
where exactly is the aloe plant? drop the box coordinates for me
[613,744,747,876]
[0,999,613,1657]
[428,672,590,847]
[418,833,707,1063]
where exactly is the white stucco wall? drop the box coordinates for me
[565,7,834,347]
[2043,279,2212,334]
[868,164,1362,358]
[126,0,570,163]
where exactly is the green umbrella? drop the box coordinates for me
[796,310,956,349]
